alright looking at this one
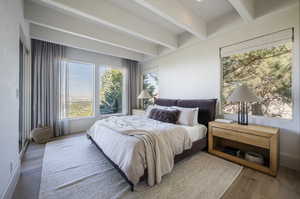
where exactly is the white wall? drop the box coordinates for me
[142,6,300,170]
[0,0,30,198]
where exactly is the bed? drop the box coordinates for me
[87,98,217,191]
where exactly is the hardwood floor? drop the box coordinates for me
[12,135,300,199]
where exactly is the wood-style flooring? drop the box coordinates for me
[12,134,300,199]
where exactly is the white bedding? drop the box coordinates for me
[180,124,207,142]
[87,115,193,186]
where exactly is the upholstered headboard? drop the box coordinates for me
[154,98,217,127]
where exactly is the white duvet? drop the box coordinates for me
[87,115,192,186]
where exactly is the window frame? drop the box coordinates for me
[61,60,129,119]
[63,59,96,120]
[219,39,294,121]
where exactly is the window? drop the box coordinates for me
[65,61,95,119]
[143,71,159,106]
[99,67,124,114]
[61,60,126,119]
[221,29,293,119]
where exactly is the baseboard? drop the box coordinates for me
[1,159,21,199]
[280,152,300,171]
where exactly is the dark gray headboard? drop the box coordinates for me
[154,98,217,127]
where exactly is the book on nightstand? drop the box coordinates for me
[215,119,234,123]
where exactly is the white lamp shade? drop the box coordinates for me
[227,84,259,102]
[137,90,151,99]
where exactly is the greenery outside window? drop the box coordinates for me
[221,29,293,119]
[99,67,124,115]
[143,71,159,106]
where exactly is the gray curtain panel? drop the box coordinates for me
[31,39,66,137]
[123,59,141,114]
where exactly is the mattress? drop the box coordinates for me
[179,124,207,142]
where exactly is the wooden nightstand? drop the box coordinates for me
[208,121,279,176]
[132,109,146,116]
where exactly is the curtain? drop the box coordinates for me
[123,59,141,115]
[31,39,68,137]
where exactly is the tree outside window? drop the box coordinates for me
[143,72,158,107]
[99,67,123,114]
[222,42,293,119]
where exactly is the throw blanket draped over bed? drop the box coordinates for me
[88,116,192,186]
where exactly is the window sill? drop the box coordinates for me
[64,113,127,121]
[64,116,96,121]
[97,113,126,119]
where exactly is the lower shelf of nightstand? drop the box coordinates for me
[209,149,276,176]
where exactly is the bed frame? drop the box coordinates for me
[87,98,217,191]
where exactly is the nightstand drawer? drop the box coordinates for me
[212,127,270,149]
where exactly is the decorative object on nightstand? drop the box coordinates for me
[137,89,151,110]
[227,84,258,125]
[208,121,279,176]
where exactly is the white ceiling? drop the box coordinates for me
[25,0,299,61]
[179,0,236,22]
[109,0,185,35]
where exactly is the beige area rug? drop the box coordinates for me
[39,135,242,199]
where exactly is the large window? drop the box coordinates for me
[62,61,125,119]
[143,71,159,106]
[65,61,95,119]
[99,67,124,114]
[221,29,293,119]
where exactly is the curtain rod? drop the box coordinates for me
[219,27,294,50]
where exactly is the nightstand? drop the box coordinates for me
[132,109,146,116]
[208,121,279,176]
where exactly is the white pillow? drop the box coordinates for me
[172,106,199,126]
[146,105,175,117]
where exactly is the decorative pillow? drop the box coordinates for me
[172,106,199,126]
[146,104,175,117]
[149,108,180,124]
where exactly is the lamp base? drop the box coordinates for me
[238,102,248,125]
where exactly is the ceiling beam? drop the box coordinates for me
[228,0,255,22]
[133,0,207,39]
[30,24,145,61]
[25,1,158,56]
[29,0,178,49]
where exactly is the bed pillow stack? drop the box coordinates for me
[172,106,199,126]
[146,105,199,126]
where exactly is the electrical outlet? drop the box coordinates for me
[10,162,13,175]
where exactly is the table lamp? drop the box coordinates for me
[227,84,258,125]
[137,90,151,110]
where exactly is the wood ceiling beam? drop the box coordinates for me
[134,0,207,39]
[29,0,178,49]
[25,1,158,56]
[30,24,145,61]
[228,0,255,22]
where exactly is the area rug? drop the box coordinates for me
[39,135,242,199]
